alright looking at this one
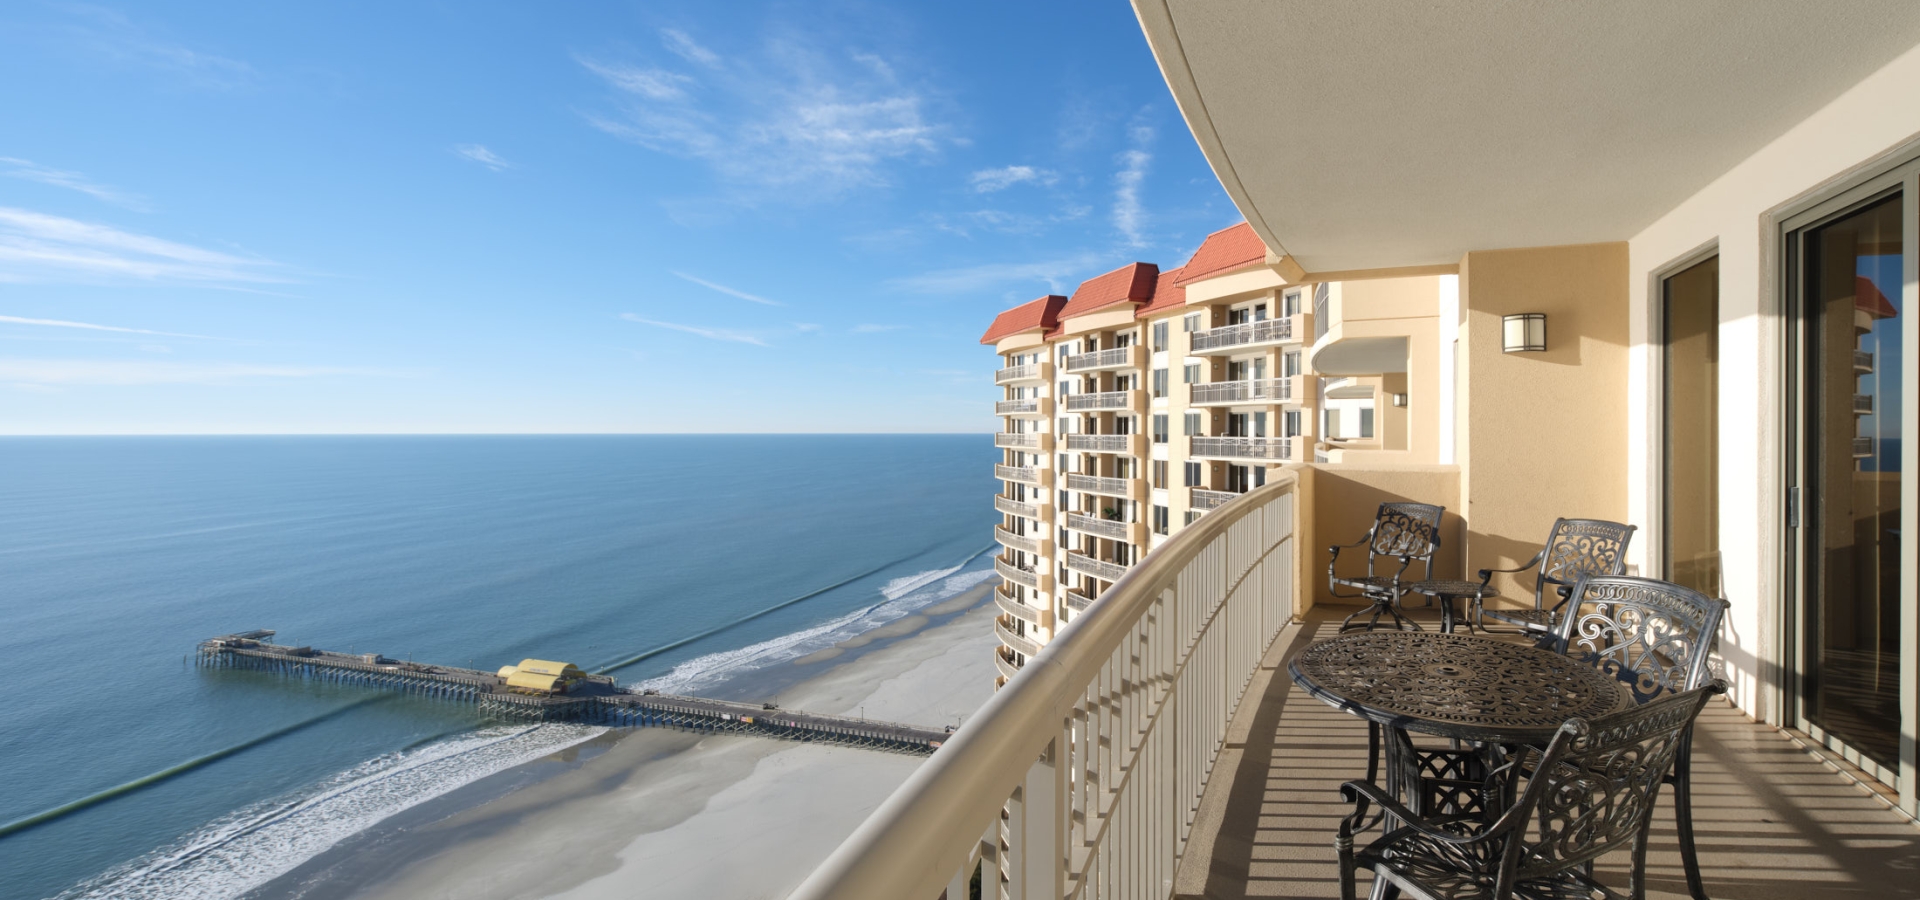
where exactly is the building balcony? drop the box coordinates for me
[1190,435,1293,462]
[1855,349,1876,373]
[1063,588,1096,612]
[1190,487,1241,512]
[1064,511,1144,545]
[993,525,1047,556]
[1855,393,1875,414]
[993,644,1021,680]
[993,493,1048,521]
[1189,316,1299,355]
[1063,389,1144,413]
[993,361,1052,385]
[1855,436,1876,458]
[994,617,1042,658]
[994,464,1048,488]
[1189,376,1300,407]
[1063,432,1146,456]
[1065,551,1129,583]
[994,397,1051,418]
[993,583,1048,627]
[1062,345,1137,374]
[993,554,1048,592]
[993,431,1051,451]
[1064,472,1142,500]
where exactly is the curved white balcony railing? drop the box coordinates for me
[994,585,1045,626]
[1063,588,1097,612]
[994,525,1042,555]
[1065,473,1133,498]
[1064,511,1130,541]
[1191,487,1240,512]
[996,398,1049,417]
[792,474,1299,900]
[1064,433,1139,455]
[994,554,1042,591]
[1190,435,1292,461]
[995,362,1051,385]
[1190,317,1292,353]
[1065,551,1129,583]
[994,431,1047,451]
[995,464,1046,487]
[1062,346,1136,374]
[994,617,1042,658]
[994,494,1043,521]
[1063,390,1139,413]
[993,646,1021,680]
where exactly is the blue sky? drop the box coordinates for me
[0,2,1236,433]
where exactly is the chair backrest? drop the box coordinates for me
[1364,502,1445,575]
[1530,518,1636,609]
[1510,682,1724,880]
[1550,575,1729,703]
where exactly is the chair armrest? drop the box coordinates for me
[1475,549,1545,584]
[1338,781,1492,847]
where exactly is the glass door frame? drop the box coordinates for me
[1647,241,1720,586]
[1779,158,1920,808]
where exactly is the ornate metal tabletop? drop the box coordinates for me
[1404,579,1498,598]
[1287,631,1632,744]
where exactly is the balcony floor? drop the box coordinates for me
[1178,607,1920,900]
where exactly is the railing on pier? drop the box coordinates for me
[791,472,1299,900]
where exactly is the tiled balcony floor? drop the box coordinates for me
[1177,608,1920,899]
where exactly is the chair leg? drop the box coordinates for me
[1674,736,1710,900]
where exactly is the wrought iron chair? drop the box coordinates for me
[1474,518,1635,637]
[1337,682,1725,900]
[1329,502,1446,632]
[1547,575,1729,900]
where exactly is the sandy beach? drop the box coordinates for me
[248,585,998,900]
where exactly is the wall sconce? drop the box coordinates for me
[1390,393,1408,407]
[1502,313,1547,353]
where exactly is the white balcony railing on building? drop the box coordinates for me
[1190,317,1292,353]
[995,464,1045,486]
[1190,377,1292,406]
[1065,473,1132,497]
[1855,349,1876,372]
[994,617,1042,658]
[1063,588,1096,612]
[1065,551,1130,583]
[994,555,1040,591]
[995,363,1046,385]
[995,585,1045,626]
[1064,390,1137,413]
[994,494,1042,520]
[1191,487,1240,511]
[996,398,1045,416]
[994,526,1042,555]
[1190,435,1292,461]
[791,475,1298,900]
[994,646,1021,680]
[995,431,1043,450]
[1062,346,1135,373]
[1065,433,1136,454]
[1065,511,1130,541]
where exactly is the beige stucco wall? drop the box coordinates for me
[1311,275,1446,463]
[1292,463,1464,612]
[1457,242,1631,604]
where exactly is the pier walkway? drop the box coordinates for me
[196,631,951,755]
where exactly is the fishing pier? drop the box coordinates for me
[196,631,950,755]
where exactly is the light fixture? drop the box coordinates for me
[1502,313,1547,353]
[1390,393,1408,407]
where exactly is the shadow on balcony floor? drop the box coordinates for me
[1182,608,1920,900]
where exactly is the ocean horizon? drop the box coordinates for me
[0,434,996,900]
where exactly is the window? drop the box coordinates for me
[1151,459,1167,489]
[1183,312,1201,332]
[1282,289,1301,317]
[1152,321,1168,351]
[1152,367,1168,398]
[1152,504,1169,536]
[1183,363,1201,384]
[1253,466,1266,487]
[1254,412,1268,438]
[1360,408,1375,438]
[1284,410,1302,437]
[1184,510,1199,526]
[1058,489,1068,510]
[1183,461,1202,487]
[1059,527,1069,547]
[1228,306,1250,325]
[1283,351,1301,377]
[1152,414,1168,444]
[1057,380,1070,398]
[1057,453,1067,472]
[1184,411,1202,436]
[1324,408,1340,438]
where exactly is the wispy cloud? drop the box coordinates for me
[578,27,944,199]
[0,158,147,210]
[0,207,281,284]
[454,144,511,171]
[0,359,382,386]
[0,314,221,340]
[852,323,905,333]
[56,5,255,90]
[970,165,1056,193]
[672,270,780,306]
[888,253,1106,295]
[792,322,822,333]
[620,313,767,346]
[1113,120,1154,249]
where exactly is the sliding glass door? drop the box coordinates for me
[1663,255,1720,596]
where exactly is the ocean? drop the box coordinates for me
[0,435,996,900]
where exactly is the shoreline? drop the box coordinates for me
[243,583,997,900]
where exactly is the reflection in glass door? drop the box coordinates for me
[1664,256,1720,596]
[1793,191,1905,778]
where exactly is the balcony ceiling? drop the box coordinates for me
[1135,0,1920,272]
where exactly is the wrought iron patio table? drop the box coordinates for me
[1402,579,1498,634]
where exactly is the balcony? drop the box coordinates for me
[1063,389,1142,413]
[1063,588,1096,612]
[1062,345,1136,373]
[993,431,1051,451]
[993,464,1047,487]
[993,554,1046,592]
[1855,393,1875,414]
[1063,432,1145,455]
[1190,487,1240,512]
[994,617,1041,658]
[1064,472,1138,499]
[1064,511,1136,543]
[994,397,1050,418]
[993,494,1047,521]
[1189,376,1296,407]
[1065,551,1129,582]
[1855,349,1876,372]
[1855,436,1876,458]
[1189,317,1296,354]
[992,525,1045,556]
[993,361,1051,385]
[993,645,1021,680]
[993,583,1046,627]
[1190,435,1293,461]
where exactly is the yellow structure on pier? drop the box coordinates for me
[495,659,585,695]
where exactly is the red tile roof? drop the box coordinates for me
[1173,222,1269,286]
[1857,276,1898,319]
[1058,262,1159,319]
[1134,266,1187,319]
[979,294,1067,345]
